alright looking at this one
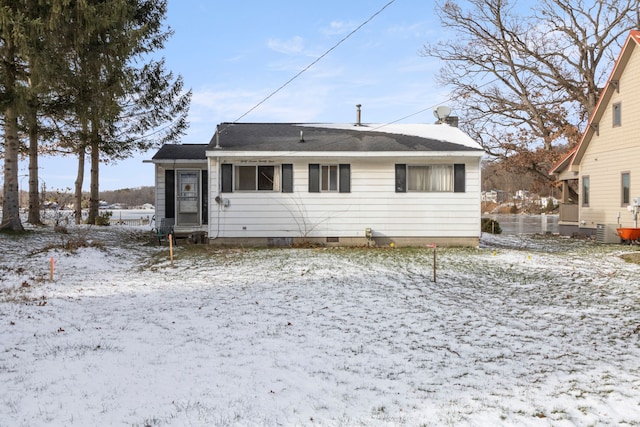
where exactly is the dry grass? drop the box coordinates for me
[621,251,640,264]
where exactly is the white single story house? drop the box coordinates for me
[148,120,485,247]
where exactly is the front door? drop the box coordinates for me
[176,170,200,226]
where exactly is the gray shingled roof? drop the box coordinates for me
[152,144,208,160]
[207,123,479,152]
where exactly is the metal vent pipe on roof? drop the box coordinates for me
[356,104,362,126]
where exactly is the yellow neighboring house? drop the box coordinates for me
[551,30,640,243]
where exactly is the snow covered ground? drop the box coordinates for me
[1,226,640,426]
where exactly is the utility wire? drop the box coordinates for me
[222,0,501,147]
[232,0,397,124]
[369,75,503,132]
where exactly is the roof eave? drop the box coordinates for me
[147,159,207,164]
[206,150,484,158]
[549,147,577,175]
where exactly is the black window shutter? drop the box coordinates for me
[309,164,320,192]
[454,164,465,193]
[201,170,208,224]
[164,169,175,219]
[395,164,406,193]
[221,163,233,193]
[282,164,293,193]
[339,164,350,193]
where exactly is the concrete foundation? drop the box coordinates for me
[205,236,479,248]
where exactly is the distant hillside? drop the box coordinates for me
[31,186,155,209]
[99,186,155,207]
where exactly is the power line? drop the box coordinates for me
[232,0,397,123]
[222,0,502,143]
[371,75,503,131]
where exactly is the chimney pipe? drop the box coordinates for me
[356,104,362,126]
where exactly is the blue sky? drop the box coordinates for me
[24,0,451,191]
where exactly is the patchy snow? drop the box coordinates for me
[302,123,484,150]
[2,226,640,426]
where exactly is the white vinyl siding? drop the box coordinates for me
[209,157,481,239]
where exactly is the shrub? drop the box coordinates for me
[546,198,555,212]
[95,211,112,226]
[481,218,502,234]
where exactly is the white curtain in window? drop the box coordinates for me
[429,165,453,191]
[408,166,428,191]
[408,165,453,191]
[329,166,338,191]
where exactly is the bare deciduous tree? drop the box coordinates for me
[422,0,640,184]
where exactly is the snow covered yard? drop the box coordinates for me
[1,227,640,426]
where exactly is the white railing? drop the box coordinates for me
[112,217,151,226]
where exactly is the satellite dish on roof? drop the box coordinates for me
[433,106,451,123]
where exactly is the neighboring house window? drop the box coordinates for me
[220,164,292,192]
[582,176,590,207]
[622,172,630,206]
[613,102,621,127]
[308,164,350,193]
[395,164,465,192]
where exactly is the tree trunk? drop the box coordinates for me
[74,116,89,225]
[0,36,24,232]
[1,105,25,231]
[27,107,42,225]
[74,147,85,225]
[87,118,100,225]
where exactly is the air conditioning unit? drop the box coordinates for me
[596,224,621,244]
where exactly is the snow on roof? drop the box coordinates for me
[301,123,483,151]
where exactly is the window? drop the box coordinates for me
[308,164,350,193]
[582,175,590,207]
[395,164,465,192]
[408,165,453,191]
[613,102,621,127]
[622,172,630,206]
[321,165,338,191]
[234,165,275,191]
[221,164,292,193]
